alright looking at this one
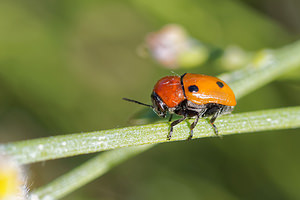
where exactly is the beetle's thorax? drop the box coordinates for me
[152,76,185,109]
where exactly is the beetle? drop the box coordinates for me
[123,73,236,140]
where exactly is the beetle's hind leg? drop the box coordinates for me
[209,109,222,136]
[208,105,234,136]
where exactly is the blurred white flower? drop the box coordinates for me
[144,24,209,69]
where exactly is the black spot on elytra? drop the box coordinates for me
[216,81,224,88]
[188,85,199,92]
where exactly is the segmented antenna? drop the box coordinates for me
[122,98,153,108]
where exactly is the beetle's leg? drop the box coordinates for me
[188,114,200,140]
[168,115,187,140]
[209,109,222,136]
[168,114,173,122]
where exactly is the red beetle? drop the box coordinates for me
[124,73,236,140]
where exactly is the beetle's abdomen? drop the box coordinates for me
[182,73,236,106]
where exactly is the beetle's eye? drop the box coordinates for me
[188,85,199,92]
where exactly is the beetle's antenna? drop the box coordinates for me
[123,98,153,108]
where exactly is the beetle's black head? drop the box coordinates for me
[151,92,168,118]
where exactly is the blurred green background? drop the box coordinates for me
[1,0,300,199]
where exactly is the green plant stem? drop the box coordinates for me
[28,107,300,200]
[29,145,152,200]
[1,106,300,165]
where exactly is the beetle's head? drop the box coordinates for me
[151,92,167,118]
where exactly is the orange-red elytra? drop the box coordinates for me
[123,73,236,140]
